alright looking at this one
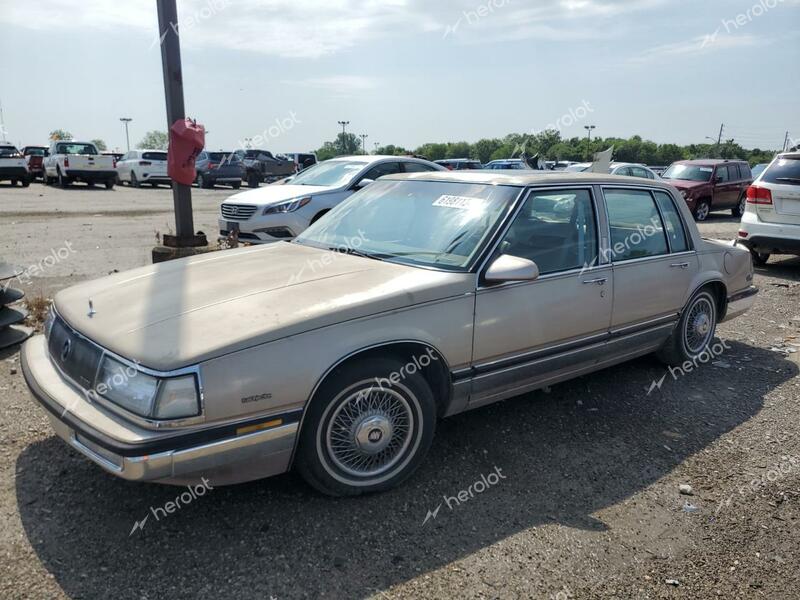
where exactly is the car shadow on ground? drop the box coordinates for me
[15,342,797,599]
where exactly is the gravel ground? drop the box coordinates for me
[1,182,798,599]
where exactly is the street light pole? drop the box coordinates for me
[337,120,349,154]
[584,125,596,160]
[156,0,203,250]
[359,134,368,155]
[119,117,132,151]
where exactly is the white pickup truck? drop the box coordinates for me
[43,141,116,188]
[0,144,31,187]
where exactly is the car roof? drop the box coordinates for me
[329,154,431,164]
[383,170,679,189]
[674,158,746,165]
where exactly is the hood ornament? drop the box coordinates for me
[87,298,96,317]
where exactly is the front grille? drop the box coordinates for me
[48,316,102,390]
[221,203,258,220]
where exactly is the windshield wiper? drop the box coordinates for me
[775,177,800,184]
[328,247,384,261]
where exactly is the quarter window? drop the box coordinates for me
[604,189,669,261]
[499,189,597,275]
[403,162,437,173]
[653,191,689,252]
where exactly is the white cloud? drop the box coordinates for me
[0,0,672,56]
[630,33,764,64]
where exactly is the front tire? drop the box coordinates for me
[130,171,140,188]
[657,288,718,366]
[296,357,437,496]
[693,199,710,221]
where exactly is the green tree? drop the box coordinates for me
[91,139,107,151]
[374,144,408,156]
[414,143,448,161]
[49,129,73,141]
[137,130,168,150]
[472,138,503,164]
[445,141,472,159]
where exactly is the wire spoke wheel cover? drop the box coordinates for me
[683,295,715,355]
[318,380,421,485]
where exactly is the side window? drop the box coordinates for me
[362,162,402,181]
[499,189,597,275]
[615,166,632,176]
[715,166,731,182]
[604,189,669,261]
[630,166,651,179]
[403,162,437,173]
[653,191,689,252]
[737,163,751,180]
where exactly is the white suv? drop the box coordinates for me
[219,155,444,243]
[116,149,170,187]
[738,151,800,265]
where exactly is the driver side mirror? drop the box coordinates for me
[354,178,375,190]
[484,254,540,283]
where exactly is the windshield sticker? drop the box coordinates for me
[433,195,483,209]
[700,167,713,172]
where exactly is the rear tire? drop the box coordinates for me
[105,179,115,190]
[693,199,710,221]
[731,194,746,217]
[57,168,69,188]
[657,288,719,366]
[750,249,770,266]
[296,357,437,496]
[10,179,17,186]
[247,173,260,188]
[21,177,30,188]
[231,181,241,189]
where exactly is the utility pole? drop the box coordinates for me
[374,142,379,154]
[337,120,349,154]
[155,0,204,254]
[0,98,7,142]
[783,131,790,152]
[716,123,724,157]
[359,134,368,155]
[119,117,132,151]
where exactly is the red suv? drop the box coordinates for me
[662,159,752,221]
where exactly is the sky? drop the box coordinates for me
[0,0,798,153]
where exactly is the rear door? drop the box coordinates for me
[603,186,698,331]
[142,151,168,177]
[756,155,800,225]
[713,165,739,207]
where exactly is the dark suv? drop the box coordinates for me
[662,159,752,221]
[195,151,245,189]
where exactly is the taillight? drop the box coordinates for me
[112,158,117,168]
[64,156,70,168]
[738,230,749,238]
[746,185,772,205]
[139,161,151,166]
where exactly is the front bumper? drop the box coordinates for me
[21,335,299,485]
[722,285,758,323]
[218,211,308,243]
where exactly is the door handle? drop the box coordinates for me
[582,277,607,285]
[670,262,690,268]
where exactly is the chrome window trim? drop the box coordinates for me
[48,307,206,430]
[475,184,601,285]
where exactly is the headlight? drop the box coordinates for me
[153,375,200,419]
[95,356,199,420]
[263,197,311,215]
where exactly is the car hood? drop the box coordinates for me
[223,184,333,207]
[663,179,709,191]
[54,243,473,371]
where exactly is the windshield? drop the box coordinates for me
[0,146,22,158]
[295,180,519,271]
[290,160,367,187]
[56,143,97,155]
[662,164,712,181]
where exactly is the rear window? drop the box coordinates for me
[142,152,167,161]
[56,143,97,155]
[0,146,22,158]
[208,152,238,163]
[24,147,47,156]
[761,157,800,186]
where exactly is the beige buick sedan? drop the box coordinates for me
[22,172,757,495]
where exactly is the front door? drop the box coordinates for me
[471,187,613,408]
